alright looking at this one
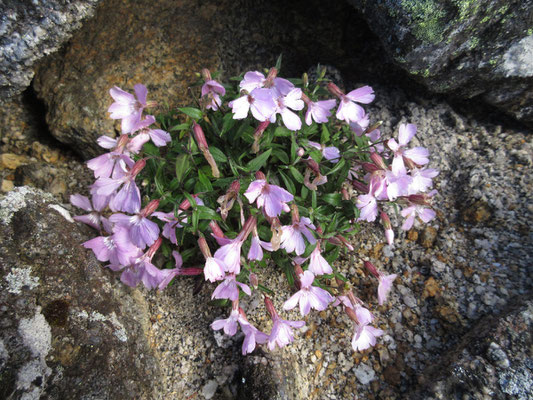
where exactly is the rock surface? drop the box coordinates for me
[0,187,158,399]
[347,0,533,125]
[0,0,100,102]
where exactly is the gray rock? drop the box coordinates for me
[0,0,100,102]
[347,0,533,125]
[0,187,158,399]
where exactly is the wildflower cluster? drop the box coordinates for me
[72,64,438,355]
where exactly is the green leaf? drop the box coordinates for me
[175,154,190,184]
[289,166,304,183]
[209,146,227,163]
[309,149,322,163]
[290,135,298,162]
[196,169,213,192]
[301,184,309,200]
[221,113,236,135]
[326,157,345,176]
[312,190,317,209]
[192,207,199,233]
[275,53,283,71]
[274,127,291,137]
[271,148,289,164]
[246,148,272,172]
[197,206,222,221]
[170,123,190,132]
[322,193,342,207]
[178,107,203,120]
[278,170,296,195]
[321,125,330,143]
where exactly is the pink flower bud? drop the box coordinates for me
[209,221,225,239]
[141,199,160,217]
[364,261,380,278]
[264,296,278,318]
[361,162,379,173]
[351,180,369,194]
[327,82,344,98]
[264,67,278,88]
[130,159,146,177]
[192,122,208,150]
[146,237,162,259]
[380,211,394,245]
[249,273,259,288]
[341,187,350,200]
[255,171,266,180]
[201,68,212,81]
[370,152,387,170]
[297,147,305,157]
[198,236,212,259]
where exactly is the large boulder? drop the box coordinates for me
[0,0,100,102]
[347,0,533,125]
[0,187,158,399]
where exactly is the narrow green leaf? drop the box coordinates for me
[271,148,289,164]
[197,169,213,192]
[274,127,291,137]
[178,107,203,120]
[170,123,190,132]
[197,206,222,221]
[221,113,236,135]
[322,193,342,207]
[289,166,304,183]
[246,148,272,172]
[278,170,296,195]
[175,154,190,183]
[321,125,330,143]
[312,190,317,209]
[209,146,227,163]
[326,157,346,176]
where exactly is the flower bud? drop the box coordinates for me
[192,122,208,150]
[341,187,350,200]
[140,199,160,217]
[209,221,225,239]
[130,159,146,177]
[198,236,212,259]
[255,171,266,180]
[351,180,369,194]
[302,72,309,88]
[327,82,344,98]
[370,152,387,170]
[361,162,379,173]
[297,147,305,157]
[264,296,278,319]
[249,273,259,289]
[363,261,380,278]
[146,237,163,259]
[264,67,278,88]
[201,68,212,81]
[252,121,270,153]
[380,211,394,245]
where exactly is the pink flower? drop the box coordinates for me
[401,205,436,231]
[388,123,429,175]
[83,227,141,267]
[356,193,378,222]
[87,134,135,179]
[70,193,109,230]
[108,84,149,133]
[329,83,374,124]
[129,115,171,148]
[304,99,336,125]
[283,270,334,316]
[307,141,340,163]
[213,216,256,274]
[247,230,273,261]
[408,168,439,194]
[351,324,384,351]
[280,216,316,256]
[271,88,304,131]
[244,179,293,218]
[211,307,240,336]
[211,274,251,301]
[229,88,277,122]
[378,274,397,305]
[308,242,333,275]
[240,321,269,355]
[201,80,226,111]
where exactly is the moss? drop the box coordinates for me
[528,28,533,36]
[401,0,447,44]
[469,36,480,49]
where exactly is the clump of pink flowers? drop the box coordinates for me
[72,64,438,355]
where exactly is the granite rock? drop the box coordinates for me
[0,187,158,399]
[347,0,533,125]
[0,0,100,102]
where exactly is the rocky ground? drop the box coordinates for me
[1,1,531,397]
[4,78,530,399]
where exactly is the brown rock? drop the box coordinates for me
[462,200,493,224]
[423,277,441,299]
[1,179,14,193]
[407,229,418,241]
[0,153,29,170]
[419,226,438,248]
